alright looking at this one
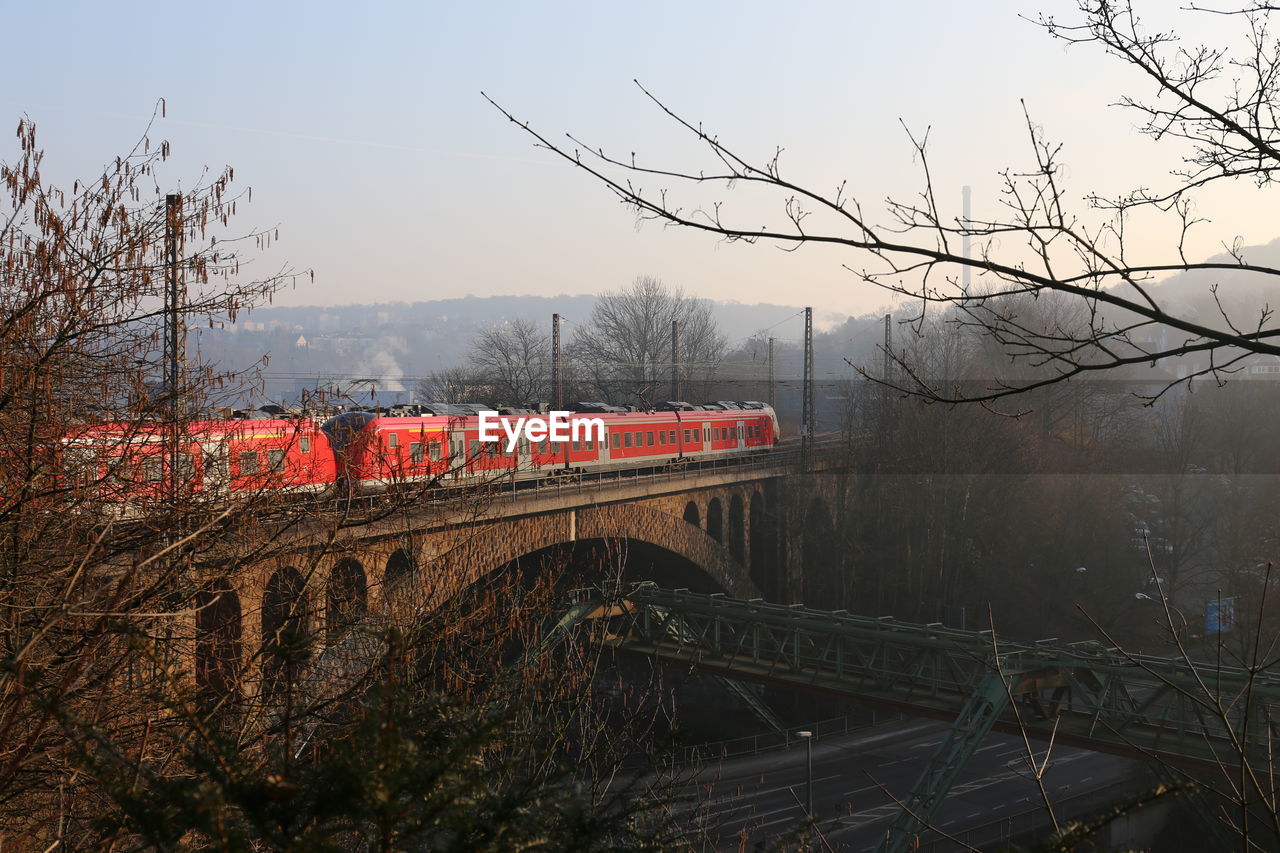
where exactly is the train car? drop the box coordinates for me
[326,403,780,491]
[64,417,335,509]
[217,418,336,496]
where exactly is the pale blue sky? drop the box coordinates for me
[2,1,1271,318]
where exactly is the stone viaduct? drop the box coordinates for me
[193,455,848,700]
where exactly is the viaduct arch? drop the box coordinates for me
[192,470,846,700]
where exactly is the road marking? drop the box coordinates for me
[706,774,841,808]
[842,782,889,798]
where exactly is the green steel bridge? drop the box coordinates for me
[555,583,1280,853]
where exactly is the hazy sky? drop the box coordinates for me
[3,1,1275,320]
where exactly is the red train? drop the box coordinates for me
[324,403,780,491]
[62,402,780,505]
[63,418,336,505]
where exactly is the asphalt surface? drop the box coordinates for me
[687,718,1141,851]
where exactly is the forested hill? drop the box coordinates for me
[193,295,852,392]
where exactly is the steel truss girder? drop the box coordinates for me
[583,584,1280,773]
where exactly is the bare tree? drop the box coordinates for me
[0,115,693,849]
[0,110,314,842]
[417,364,495,405]
[486,1,1280,408]
[570,276,725,407]
[467,317,550,405]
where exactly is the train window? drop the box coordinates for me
[633,431,642,446]
[657,431,665,446]
[624,433,632,448]
[738,425,743,439]
[572,439,580,452]
[239,451,259,476]
[668,430,676,444]
[178,454,196,481]
[612,433,620,450]
[430,441,442,461]
[410,442,424,464]
[143,457,163,483]
[387,433,398,449]
[469,440,481,460]
[646,431,654,446]
[267,449,286,472]
[300,436,311,454]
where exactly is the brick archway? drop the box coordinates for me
[374,503,758,620]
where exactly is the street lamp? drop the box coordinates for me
[797,730,813,818]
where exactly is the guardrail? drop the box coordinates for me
[328,436,849,518]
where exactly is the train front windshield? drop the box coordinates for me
[320,412,377,452]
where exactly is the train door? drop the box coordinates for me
[597,423,611,464]
[201,440,229,496]
[517,435,530,475]
[735,419,745,450]
[449,431,466,480]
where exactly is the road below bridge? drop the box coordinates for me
[686,719,1146,851]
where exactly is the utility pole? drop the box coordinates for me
[879,313,892,440]
[767,337,776,408]
[165,193,183,508]
[802,307,814,469]
[670,319,680,401]
[162,193,184,669]
[551,313,562,410]
[882,314,891,384]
